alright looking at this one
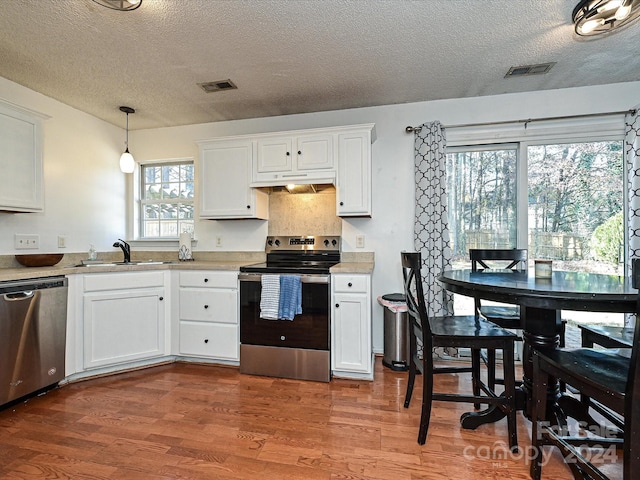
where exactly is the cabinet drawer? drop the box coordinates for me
[179,271,237,288]
[333,275,368,293]
[83,271,165,292]
[179,289,237,324]
[179,321,238,360]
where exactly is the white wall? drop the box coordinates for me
[0,77,127,254]
[3,75,640,352]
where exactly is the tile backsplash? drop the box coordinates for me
[267,188,341,236]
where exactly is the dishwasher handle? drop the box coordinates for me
[0,276,67,295]
[4,291,35,301]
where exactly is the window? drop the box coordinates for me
[140,161,194,238]
[447,144,518,267]
[446,140,624,274]
[527,141,623,275]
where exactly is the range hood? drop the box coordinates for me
[250,172,336,190]
[260,183,335,195]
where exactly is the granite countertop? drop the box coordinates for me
[0,260,254,282]
[0,253,374,282]
[330,262,374,274]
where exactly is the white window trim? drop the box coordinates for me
[131,157,194,242]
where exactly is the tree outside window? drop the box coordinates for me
[527,142,623,275]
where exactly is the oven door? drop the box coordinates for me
[238,273,330,350]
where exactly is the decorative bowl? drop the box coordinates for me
[15,253,64,267]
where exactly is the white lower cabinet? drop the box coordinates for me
[331,274,372,379]
[82,271,168,370]
[178,271,239,361]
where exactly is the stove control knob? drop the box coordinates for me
[267,239,273,246]
[332,239,337,246]
[274,239,280,246]
[324,239,330,247]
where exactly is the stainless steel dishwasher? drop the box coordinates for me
[0,276,68,407]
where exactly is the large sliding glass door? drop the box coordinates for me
[445,138,624,335]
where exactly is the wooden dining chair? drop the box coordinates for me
[401,251,518,449]
[530,259,640,480]
[470,248,566,390]
[469,248,528,330]
[579,324,634,349]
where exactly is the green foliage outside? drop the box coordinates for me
[591,212,623,265]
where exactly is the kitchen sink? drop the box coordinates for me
[72,260,178,267]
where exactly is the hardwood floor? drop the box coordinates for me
[0,357,601,479]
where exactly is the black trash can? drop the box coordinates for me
[379,293,410,371]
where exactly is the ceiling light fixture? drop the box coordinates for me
[119,106,135,174]
[90,0,142,11]
[573,0,640,36]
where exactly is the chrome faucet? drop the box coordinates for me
[113,239,131,263]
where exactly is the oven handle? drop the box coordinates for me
[238,273,330,284]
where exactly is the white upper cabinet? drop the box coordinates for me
[197,138,269,219]
[197,124,374,219]
[254,131,335,185]
[0,100,47,212]
[336,128,373,217]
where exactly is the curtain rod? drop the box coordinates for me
[405,108,637,133]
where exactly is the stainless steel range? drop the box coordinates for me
[238,235,341,382]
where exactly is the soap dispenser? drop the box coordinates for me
[88,244,97,261]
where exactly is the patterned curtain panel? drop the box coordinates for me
[413,121,453,318]
[625,109,640,328]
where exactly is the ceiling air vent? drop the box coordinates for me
[504,62,556,78]
[198,79,237,93]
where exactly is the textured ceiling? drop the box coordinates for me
[0,0,639,130]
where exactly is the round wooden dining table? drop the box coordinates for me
[438,268,637,426]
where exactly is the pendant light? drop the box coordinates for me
[119,106,135,173]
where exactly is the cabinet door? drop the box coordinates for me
[296,133,333,171]
[332,292,371,374]
[199,139,268,219]
[336,131,371,217]
[83,288,166,369]
[0,101,44,212]
[256,136,293,173]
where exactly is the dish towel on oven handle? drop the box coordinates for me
[259,274,281,320]
[278,275,302,321]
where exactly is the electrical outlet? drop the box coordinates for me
[15,234,40,250]
[57,235,67,248]
[216,236,223,247]
[356,234,365,248]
